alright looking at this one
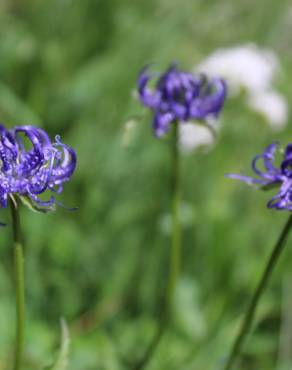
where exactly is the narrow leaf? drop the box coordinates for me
[44,319,70,370]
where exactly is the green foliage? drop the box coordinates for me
[0,0,291,369]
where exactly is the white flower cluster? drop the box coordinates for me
[197,44,288,131]
[180,44,288,153]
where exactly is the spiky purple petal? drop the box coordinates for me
[137,64,227,137]
[227,142,292,211]
[0,124,76,210]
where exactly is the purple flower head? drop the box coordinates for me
[227,142,292,211]
[137,64,227,137]
[0,124,76,211]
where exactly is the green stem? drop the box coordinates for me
[10,200,25,370]
[224,214,292,370]
[132,123,181,370]
[167,121,181,313]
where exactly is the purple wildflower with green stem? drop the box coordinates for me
[228,142,292,210]
[0,124,76,211]
[132,63,227,370]
[137,64,227,137]
[1,123,77,370]
[224,143,292,370]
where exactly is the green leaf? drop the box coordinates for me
[44,319,70,370]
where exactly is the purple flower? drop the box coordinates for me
[137,64,227,137]
[227,142,292,210]
[0,124,76,210]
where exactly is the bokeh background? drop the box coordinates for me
[0,0,292,369]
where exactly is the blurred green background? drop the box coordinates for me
[0,0,292,369]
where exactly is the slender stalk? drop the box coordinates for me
[167,121,181,313]
[132,123,181,370]
[10,199,25,370]
[224,214,292,370]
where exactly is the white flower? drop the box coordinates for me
[197,43,279,96]
[247,91,288,131]
[179,122,215,153]
[197,44,288,130]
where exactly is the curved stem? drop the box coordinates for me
[132,123,181,370]
[223,214,292,370]
[10,200,25,370]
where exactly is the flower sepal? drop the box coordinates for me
[17,195,56,214]
[260,182,280,191]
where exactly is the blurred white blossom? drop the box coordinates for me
[197,43,288,130]
[197,44,279,95]
[247,91,289,131]
[179,122,215,153]
[122,119,137,148]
